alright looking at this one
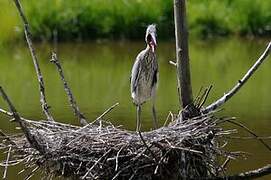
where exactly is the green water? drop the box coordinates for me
[0,38,270,179]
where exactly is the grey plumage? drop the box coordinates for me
[130,24,158,131]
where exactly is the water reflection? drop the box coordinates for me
[0,38,270,179]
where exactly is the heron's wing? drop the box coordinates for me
[130,58,142,93]
[151,68,158,87]
[151,56,159,87]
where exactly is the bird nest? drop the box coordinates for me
[0,111,235,179]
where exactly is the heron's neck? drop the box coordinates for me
[145,44,155,54]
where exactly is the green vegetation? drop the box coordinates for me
[0,0,270,42]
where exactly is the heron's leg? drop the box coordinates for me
[136,105,141,132]
[152,100,158,129]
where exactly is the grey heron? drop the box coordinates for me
[130,24,158,131]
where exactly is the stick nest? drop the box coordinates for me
[0,112,235,179]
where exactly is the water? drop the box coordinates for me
[0,38,270,179]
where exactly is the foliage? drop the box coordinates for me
[0,0,270,42]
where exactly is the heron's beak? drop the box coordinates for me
[150,33,157,53]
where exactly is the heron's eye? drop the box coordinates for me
[147,34,152,43]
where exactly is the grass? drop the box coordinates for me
[0,0,270,42]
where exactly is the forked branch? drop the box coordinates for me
[203,42,271,114]
[13,0,54,121]
[50,52,88,125]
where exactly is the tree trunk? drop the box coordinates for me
[173,0,193,108]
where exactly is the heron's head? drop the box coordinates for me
[145,24,157,52]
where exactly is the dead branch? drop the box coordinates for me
[2,146,11,179]
[0,87,22,123]
[94,102,119,122]
[0,131,17,147]
[174,0,194,108]
[138,131,158,163]
[221,157,231,170]
[13,0,54,121]
[169,60,177,67]
[203,41,271,114]
[225,119,271,151]
[198,85,213,108]
[0,86,45,153]
[78,102,119,132]
[50,52,88,126]
[0,106,33,125]
[0,108,13,117]
[215,164,271,179]
[226,136,271,140]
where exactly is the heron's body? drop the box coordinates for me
[130,24,158,131]
[131,47,158,105]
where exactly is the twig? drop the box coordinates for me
[50,52,87,125]
[0,107,30,123]
[112,165,132,180]
[95,102,120,122]
[138,131,158,163]
[154,149,171,174]
[226,136,271,140]
[115,146,125,172]
[13,0,54,121]
[199,85,213,108]
[215,164,271,180]
[0,131,17,147]
[203,41,271,114]
[196,90,207,108]
[193,86,203,105]
[25,166,39,180]
[0,109,13,118]
[169,60,177,66]
[163,111,174,126]
[221,157,231,170]
[82,149,111,179]
[76,102,119,132]
[2,146,11,179]
[226,119,271,152]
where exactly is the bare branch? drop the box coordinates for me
[226,119,271,152]
[2,146,11,179]
[0,108,13,117]
[78,102,119,132]
[138,131,158,163]
[0,131,17,147]
[226,136,271,140]
[50,52,88,126]
[0,87,21,122]
[221,157,231,170]
[169,60,177,67]
[174,0,194,108]
[0,86,45,153]
[13,0,54,121]
[215,164,271,179]
[95,102,119,122]
[198,85,213,108]
[203,42,271,114]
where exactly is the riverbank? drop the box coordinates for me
[0,0,270,42]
